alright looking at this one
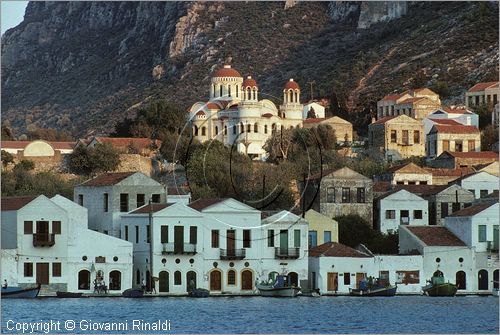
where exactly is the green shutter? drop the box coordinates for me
[294,229,300,248]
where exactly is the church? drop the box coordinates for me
[188,65,326,159]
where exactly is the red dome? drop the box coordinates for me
[213,65,242,78]
[284,78,300,90]
[242,76,258,88]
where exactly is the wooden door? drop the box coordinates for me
[210,270,221,291]
[174,226,184,253]
[159,271,169,292]
[36,263,49,285]
[355,273,365,289]
[227,230,235,255]
[327,272,338,291]
[241,270,253,290]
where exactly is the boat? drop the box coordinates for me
[122,288,144,298]
[188,288,210,298]
[349,277,397,297]
[1,284,40,299]
[422,275,457,297]
[56,291,83,298]
[257,274,301,297]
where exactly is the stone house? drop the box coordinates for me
[377,88,441,120]
[466,81,499,108]
[302,167,373,224]
[304,209,339,249]
[368,115,425,162]
[426,124,481,159]
[451,171,499,200]
[430,151,499,169]
[376,162,432,185]
[302,116,353,143]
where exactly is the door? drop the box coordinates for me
[355,273,365,289]
[174,226,184,254]
[36,263,49,285]
[327,272,338,291]
[288,272,299,287]
[456,271,466,290]
[227,230,235,256]
[159,271,169,292]
[186,271,196,292]
[280,230,288,254]
[210,270,221,291]
[478,270,488,290]
[241,270,253,290]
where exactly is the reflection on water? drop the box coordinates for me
[2,296,498,334]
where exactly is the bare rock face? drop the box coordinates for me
[152,64,165,80]
[284,0,297,10]
[327,1,407,28]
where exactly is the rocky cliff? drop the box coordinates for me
[1,1,498,137]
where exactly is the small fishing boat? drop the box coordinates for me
[1,284,40,299]
[257,274,301,297]
[349,277,397,297]
[188,288,210,298]
[122,288,144,298]
[422,275,457,297]
[56,291,83,298]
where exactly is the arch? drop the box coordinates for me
[268,271,279,283]
[264,125,268,134]
[288,90,292,103]
[433,270,443,277]
[159,271,169,292]
[78,270,90,290]
[227,269,236,286]
[109,270,121,290]
[494,269,499,289]
[174,271,182,285]
[213,84,216,97]
[24,140,55,157]
[194,125,199,136]
[186,271,197,292]
[201,127,206,136]
[241,269,253,290]
[236,85,239,97]
[254,123,258,133]
[228,85,231,97]
[209,269,222,291]
[215,126,219,136]
[252,89,256,100]
[294,91,298,103]
[246,88,251,100]
[288,272,299,287]
[455,271,466,290]
[220,85,223,97]
[478,269,488,290]
[240,122,244,133]
[224,125,228,135]
[247,123,251,133]
[136,269,141,285]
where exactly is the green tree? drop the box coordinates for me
[472,103,493,129]
[69,143,120,175]
[1,125,14,140]
[160,133,199,166]
[481,124,499,151]
[1,150,14,167]
[14,159,35,171]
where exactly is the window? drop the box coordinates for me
[125,226,129,241]
[356,188,365,203]
[243,230,251,248]
[264,125,268,134]
[386,210,396,219]
[194,126,199,136]
[402,130,409,145]
[136,194,145,208]
[233,126,236,135]
[442,140,450,152]
[24,263,33,277]
[161,226,168,244]
[294,229,300,248]
[254,123,258,133]
[135,226,139,244]
[103,193,109,212]
[224,126,227,135]
[478,225,487,242]
[174,271,181,285]
[228,270,236,285]
[413,130,420,144]
[468,140,476,152]
[78,194,84,206]
[247,123,251,133]
[326,187,335,203]
[190,226,197,245]
[324,231,332,243]
[414,210,423,219]
[52,221,61,234]
[396,271,420,284]
[241,123,244,133]
[308,231,317,248]
[343,273,350,285]
[441,203,449,218]
[52,263,61,277]
[341,188,350,203]
[152,194,161,203]
[390,130,397,143]
[480,190,488,198]
[268,230,274,247]
[202,127,206,136]
[452,202,461,213]
[455,140,463,152]
[120,194,129,212]
[400,210,409,218]
[147,225,151,243]
[24,221,33,234]
[211,230,219,248]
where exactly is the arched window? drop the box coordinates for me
[78,270,90,290]
[478,269,488,290]
[194,126,199,136]
[202,127,206,136]
[227,270,236,285]
[247,123,251,133]
[240,122,244,133]
[252,89,256,100]
[241,270,253,290]
[456,271,466,290]
[228,85,231,97]
[264,125,268,134]
[294,91,298,103]
[224,126,228,135]
[215,126,219,135]
[254,123,258,133]
[174,271,182,285]
[288,272,299,287]
[109,270,121,290]
[288,90,292,103]
[213,85,216,97]
[236,85,239,97]
[210,270,222,291]
[247,88,251,100]
[186,271,196,292]
[159,271,169,292]
[220,85,223,97]
[136,269,141,285]
[494,269,499,289]
[233,126,236,135]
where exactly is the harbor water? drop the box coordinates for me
[2,295,498,333]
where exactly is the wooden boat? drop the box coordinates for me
[349,277,397,297]
[56,291,83,298]
[422,275,457,297]
[122,288,144,298]
[257,275,301,297]
[1,284,40,298]
[188,288,210,298]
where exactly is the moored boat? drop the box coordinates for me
[122,288,144,298]
[56,291,84,298]
[257,274,301,297]
[188,288,210,298]
[422,275,457,297]
[349,277,397,297]
[1,284,40,299]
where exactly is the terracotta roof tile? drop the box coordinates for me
[441,151,498,159]
[380,93,405,101]
[386,162,429,174]
[129,203,173,214]
[188,198,227,211]
[1,196,37,211]
[468,81,499,92]
[79,172,136,187]
[442,107,473,114]
[213,65,242,78]
[406,226,466,246]
[303,117,332,124]
[1,141,75,150]
[206,102,221,109]
[449,201,496,217]
[431,125,479,134]
[309,242,372,258]
[428,118,462,126]
[284,79,300,90]
[242,76,258,88]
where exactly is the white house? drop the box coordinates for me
[303,102,326,119]
[424,107,479,133]
[375,189,429,234]
[1,195,133,294]
[452,171,499,199]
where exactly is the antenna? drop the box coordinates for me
[307,81,316,102]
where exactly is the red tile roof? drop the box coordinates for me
[94,137,160,150]
[468,81,499,92]
[188,198,227,211]
[79,172,136,187]
[441,151,499,159]
[442,107,472,114]
[428,118,462,126]
[309,242,372,258]
[242,76,257,88]
[394,184,449,196]
[129,203,172,214]
[303,118,329,124]
[195,111,206,116]
[425,167,475,177]
[405,226,466,246]
[449,201,496,217]
[431,125,479,134]
[373,181,392,193]
[206,102,221,110]
[371,116,397,125]
[1,141,75,150]
[213,65,242,78]
[284,79,300,90]
[1,196,37,211]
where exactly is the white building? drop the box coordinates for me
[452,171,499,199]
[303,102,325,119]
[423,107,479,134]
[1,195,133,294]
[375,189,429,234]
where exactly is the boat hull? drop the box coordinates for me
[349,285,397,297]
[257,285,301,297]
[56,291,83,298]
[122,289,144,298]
[188,288,210,298]
[422,283,457,297]
[1,285,40,299]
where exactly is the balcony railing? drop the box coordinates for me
[220,248,246,260]
[275,247,300,259]
[33,233,55,247]
[162,243,196,255]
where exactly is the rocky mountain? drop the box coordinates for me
[2,1,498,137]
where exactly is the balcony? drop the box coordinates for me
[220,248,246,260]
[275,247,300,259]
[162,243,196,255]
[487,241,499,253]
[33,233,55,247]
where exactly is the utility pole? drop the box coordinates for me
[307,81,315,102]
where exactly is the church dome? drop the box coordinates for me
[284,78,300,90]
[213,65,242,78]
[242,76,258,88]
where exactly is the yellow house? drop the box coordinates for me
[305,209,339,249]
